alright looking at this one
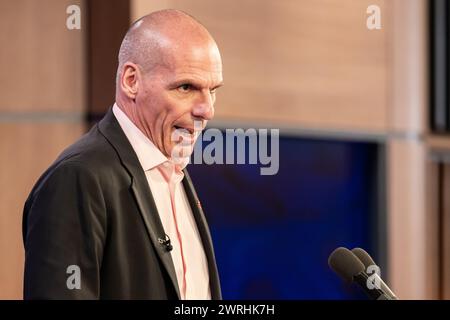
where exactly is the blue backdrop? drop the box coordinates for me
[188,134,379,299]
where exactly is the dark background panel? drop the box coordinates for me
[189,134,380,299]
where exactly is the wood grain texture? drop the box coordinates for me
[0,123,85,299]
[132,0,388,133]
[387,139,431,299]
[0,0,86,112]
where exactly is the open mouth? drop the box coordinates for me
[174,125,194,135]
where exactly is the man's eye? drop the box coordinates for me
[178,84,192,92]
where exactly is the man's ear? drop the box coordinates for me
[120,62,140,99]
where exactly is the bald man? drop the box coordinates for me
[22,10,223,300]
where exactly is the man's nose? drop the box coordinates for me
[192,92,215,120]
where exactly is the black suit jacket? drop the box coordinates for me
[22,108,221,299]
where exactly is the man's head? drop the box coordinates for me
[115,9,223,161]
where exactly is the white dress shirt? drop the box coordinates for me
[112,103,211,299]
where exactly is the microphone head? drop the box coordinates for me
[351,247,376,268]
[328,247,365,283]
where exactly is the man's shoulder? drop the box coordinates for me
[55,123,118,167]
[30,124,124,195]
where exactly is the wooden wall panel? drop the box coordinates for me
[388,0,427,134]
[0,0,87,299]
[442,165,450,299]
[386,0,436,300]
[0,0,85,112]
[132,0,388,133]
[387,139,431,299]
[426,161,440,299]
[0,123,85,299]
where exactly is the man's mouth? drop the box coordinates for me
[174,125,194,135]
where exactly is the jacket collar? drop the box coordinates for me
[97,107,181,299]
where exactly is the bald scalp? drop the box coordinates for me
[116,9,216,86]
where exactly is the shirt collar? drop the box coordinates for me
[112,103,168,172]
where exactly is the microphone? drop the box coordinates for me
[351,247,398,300]
[158,234,173,252]
[328,247,394,300]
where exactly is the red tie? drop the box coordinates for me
[157,161,187,299]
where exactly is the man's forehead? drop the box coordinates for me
[163,44,222,80]
[169,40,221,63]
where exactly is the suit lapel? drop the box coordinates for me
[98,108,181,299]
[182,170,222,300]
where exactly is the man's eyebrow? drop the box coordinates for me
[171,79,224,89]
[212,82,224,90]
[171,79,201,88]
